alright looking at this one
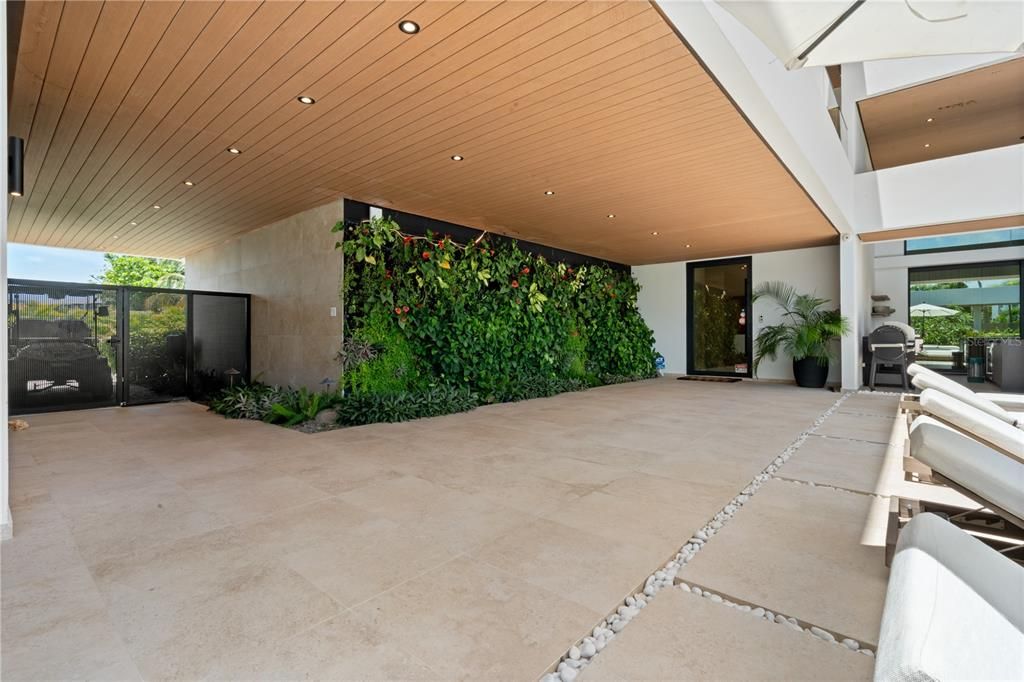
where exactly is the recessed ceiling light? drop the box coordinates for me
[9,191,21,197]
[183,180,195,187]
[152,204,161,209]
[651,231,659,236]
[544,190,554,195]
[113,235,119,239]
[450,155,463,161]
[297,95,315,105]
[607,213,615,218]
[129,221,137,226]
[398,20,420,34]
[685,244,691,248]
[227,147,242,155]
[926,117,934,122]
[924,143,930,148]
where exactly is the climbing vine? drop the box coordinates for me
[336,217,657,404]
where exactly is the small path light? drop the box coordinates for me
[224,368,241,388]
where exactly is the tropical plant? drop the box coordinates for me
[209,382,287,420]
[266,387,343,426]
[752,281,850,375]
[335,385,480,425]
[337,216,657,412]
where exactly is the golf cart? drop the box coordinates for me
[8,287,115,408]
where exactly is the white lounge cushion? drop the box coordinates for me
[918,389,1024,457]
[875,513,1024,682]
[910,367,1018,427]
[910,416,1024,521]
[979,393,1024,411]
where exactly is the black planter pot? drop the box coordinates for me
[793,357,829,388]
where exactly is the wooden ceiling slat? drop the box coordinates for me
[136,16,687,246]
[62,1,305,247]
[17,2,144,243]
[53,1,265,247]
[30,1,182,247]
[22,1,213,247]
[12,1,103,241]
[12,0,835,264]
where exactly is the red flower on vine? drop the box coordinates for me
[422,251,431,260]
[385,269,392,280]
[394,307,402,314]
[402,305,410,313]
[521,267,530,275]
[403,236,413,245]
[511,280,519,288]
[437,239,445,249]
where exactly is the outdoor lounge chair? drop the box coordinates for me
[915,389,1024,454]
[875,512,1024,682]
[909,415,1024,529]
[907,363,1024,425]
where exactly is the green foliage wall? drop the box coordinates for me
[338,217,657,402]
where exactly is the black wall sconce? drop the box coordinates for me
[9,136,24,197]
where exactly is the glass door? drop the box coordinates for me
[687,257,752,377]
[124,288,187,404]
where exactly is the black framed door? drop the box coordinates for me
[687,257,753,377]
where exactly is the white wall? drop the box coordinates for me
[855,145,1024,234]
[636,245,841,382]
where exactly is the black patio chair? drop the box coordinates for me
[868,324,912,391]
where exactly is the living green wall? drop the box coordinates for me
[337,217,657,403]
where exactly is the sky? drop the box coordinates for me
[7,243,110,283]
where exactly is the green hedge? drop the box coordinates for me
[337,217,657,405]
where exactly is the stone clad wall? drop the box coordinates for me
[185,200,343,390]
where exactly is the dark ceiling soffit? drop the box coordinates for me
[342,199,629,272]
[648,0,842,238]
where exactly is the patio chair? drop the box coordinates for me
[867,324,913,391]
[909,415,1024,529]
[875,513,1024,682]
[908,365,1023,428]
[908,363,1024,419]
[915,389,1024,456]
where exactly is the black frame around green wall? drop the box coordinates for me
[342,200,629,273]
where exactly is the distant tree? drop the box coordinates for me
[93,254,184,289]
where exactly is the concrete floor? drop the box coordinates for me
[3,379,890,680]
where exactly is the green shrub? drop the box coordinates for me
[336,385,480,425]
[265,387,343,426]
[343,307,422,395]
[209,382,286,420]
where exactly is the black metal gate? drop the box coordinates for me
[8,279,250,415]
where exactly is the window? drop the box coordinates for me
[905,228,1024,255]
[908,261,1022,372]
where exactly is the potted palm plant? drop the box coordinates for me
[752,281,850,388]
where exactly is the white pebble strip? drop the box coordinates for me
[540,392,854,681]
[676,582,876,657]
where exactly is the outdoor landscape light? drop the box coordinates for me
[297,96,315,105]
[450,155,463,161]
[227,147,242,155]
[398,20,420,34]
[8,136,24,197]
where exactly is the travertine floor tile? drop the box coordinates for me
[782,435,889,494]
[581,588,872,681]
[680,480,888,644]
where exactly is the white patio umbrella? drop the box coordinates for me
[718,0,1024,69]
[910,302,959,343]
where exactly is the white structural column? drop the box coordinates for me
[2,4,11,539]
[839,235,872,390]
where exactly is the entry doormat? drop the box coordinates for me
[677,376,742,383]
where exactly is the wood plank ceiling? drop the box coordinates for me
[859,56,1024,171]
[8,0,837,265]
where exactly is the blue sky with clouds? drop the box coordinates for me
[8,243,109,283]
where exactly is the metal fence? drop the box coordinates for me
[8,279,250,414]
